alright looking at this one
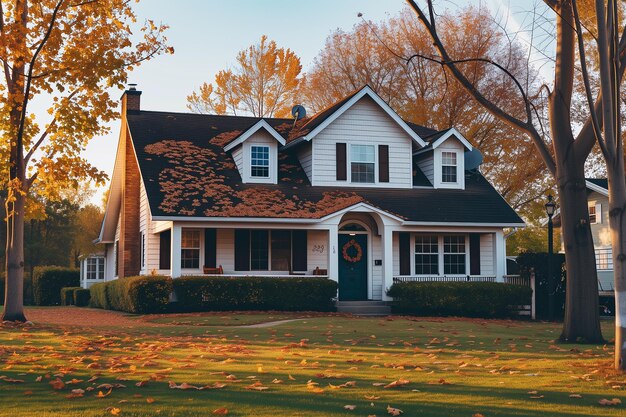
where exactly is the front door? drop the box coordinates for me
[338,234,368,301]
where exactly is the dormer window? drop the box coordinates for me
[441,151,457,183]
[251,145,270,178]
[351,144,375,183]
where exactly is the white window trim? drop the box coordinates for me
[441,151,458,184]
[181,229,203,271]
[411,234,469,276]
[589,201,601,224]
[243,141,278,184]
[433,148,465,190]
[250,145,271,179]
[85,257,106,280]
[349,144,377,184]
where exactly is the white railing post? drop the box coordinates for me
[170,224,182,278]
[530,268,536,320]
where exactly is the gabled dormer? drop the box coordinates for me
[414,128,473,190]
[224,119,286,184]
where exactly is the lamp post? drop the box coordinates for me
[545,194,556,320]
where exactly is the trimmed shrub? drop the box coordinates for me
[60,286,81,305]
[173,276,337,312]
[32,266,79,306]
[386,281,532,318]
[516,252,566,320]
[74,288,91,307]
[89,276,172,314]
[0,272,33,305]
[89,282,109,309]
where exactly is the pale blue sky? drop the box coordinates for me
[78,0,547,202]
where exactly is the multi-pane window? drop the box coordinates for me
[595,248,613,270]
[589,204,597,223]
[86,257,105,280]
[441,151,457,183]
[251,145,270,178]
[443,235,466,274]
[250,230,269,270]
[351,144,375,183]
[181,230,201,269]
[271,230,291,271]
[414,235,439,275]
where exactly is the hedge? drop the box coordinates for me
[32,266,79,306]
[0,272,34,305]
[89,276,172,314]
[173,276,338,312]
[60,286,82,305]
[516,252,566,320]
[386,281,532,318]
[74,288,91,307]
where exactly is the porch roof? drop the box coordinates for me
[128,111,523,226]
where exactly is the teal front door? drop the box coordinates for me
[338,234,368,301]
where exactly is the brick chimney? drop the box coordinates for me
[121,84,141,114]
[118,84,142,277]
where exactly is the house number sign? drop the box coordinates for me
[312,244,325,254]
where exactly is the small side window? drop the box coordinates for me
[251,145,270,178]
[441,151,457,183]
[589,204,597,224]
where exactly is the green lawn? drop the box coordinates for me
[0,310,623,417]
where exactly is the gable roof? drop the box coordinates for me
[126,110,523,226]
[283,85,429,149]
[223,119,286,151]
[586,178,608,196]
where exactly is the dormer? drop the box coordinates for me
[414,128,473,190]
[224,120,286,184]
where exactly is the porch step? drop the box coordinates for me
[336,301,391,316]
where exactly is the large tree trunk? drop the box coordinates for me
[2,191,27,322]
[607,163,626,368]
[557,159,603,342]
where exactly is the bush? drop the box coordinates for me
[32,266,79,306]
[89,276,172,314]
[73,288,91,307]
[173,276,338,312]
[386,281,532,318]
[89,282,109,309]
[60,286,81,305]
[0,271,33,305]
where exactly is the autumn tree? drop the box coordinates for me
[70,204,104,268]
[404,0,626,348]
[0,0,171,321]
[187,35,302,118]
[303,8,551,218]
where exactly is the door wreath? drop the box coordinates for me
[342,239,363,263]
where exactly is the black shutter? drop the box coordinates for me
[379,144,389,182]
[204,229,217,268]
[336,143,347,180]
[292,230,308,272]
[399,232,410,275]
[159,230,171,270]
[234,229,250,271]
[469,233,481,275]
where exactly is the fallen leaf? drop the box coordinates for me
[569,394,582,398]
[96,388,113,398]
[344,405,357,410]
[146,397,155,404]
[384,379,410,389]
[599,398,622,406]
[109,407,121,415]
[365,395,381,400]
[212,407,229,415]
[387,405,404,415]
[49,378,65,390]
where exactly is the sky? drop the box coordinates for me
[76,0,548,204]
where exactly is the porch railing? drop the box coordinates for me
[503,274,530,286]
[392,275,497,283]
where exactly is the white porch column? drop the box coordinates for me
[494,230,505,282]
[170,224,182,278]
[328,225,339,283]
[382,226,394,301]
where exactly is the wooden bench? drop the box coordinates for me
[203,265,223,274]
[312,267,328,276]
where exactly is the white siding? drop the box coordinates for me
[232,145,244,174]
[416,154,434,184]
[307,230,328,272]
[297,142,313,183]
[311,96,414,188]
[216,228,235,273]
[480,234,494,275]
[588,191,610,247]
[105,243,116,281]
[371,234,383,300]
[138,181,161,274]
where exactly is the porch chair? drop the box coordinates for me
[203,265,224,274]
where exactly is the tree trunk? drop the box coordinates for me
[2,191,27,322]
[557,163,603,342]
[606,162,626,369]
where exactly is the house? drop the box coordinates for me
[585,179,615,295]
[94,85,524,302]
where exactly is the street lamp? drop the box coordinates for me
[545,194,557,320]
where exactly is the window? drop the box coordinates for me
[271,230,291,271]
[351,144,375,183]
[595,248,613,270]
[414,235,439,275]
[589,204,597,224]
[441,151,457,183]
[251,145,270,178]
[250,230,269,270]
[181,230,201,269]
[86,257,105,280]
[443,235,466,274]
